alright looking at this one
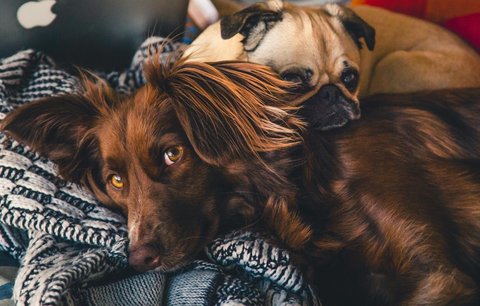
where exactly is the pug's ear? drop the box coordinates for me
[324,4,376,51]
[220,3,283,51]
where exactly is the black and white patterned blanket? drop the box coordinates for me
[0,37,320,306]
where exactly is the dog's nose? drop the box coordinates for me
[319,85,340,104]
[128,245,161,272]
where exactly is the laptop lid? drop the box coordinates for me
[0,0,189,70]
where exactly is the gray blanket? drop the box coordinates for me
[0,37,320,306]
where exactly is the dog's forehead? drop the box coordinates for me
[248,8,355,78]
[97,87,180,158]
[95,91,193,182]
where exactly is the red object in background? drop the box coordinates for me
[358,0,427,18]
[443,13,480,52]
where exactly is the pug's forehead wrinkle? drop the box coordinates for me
[249,15,318,69]
[324,18,349,58]
[291,8,349,68]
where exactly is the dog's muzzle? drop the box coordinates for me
[301,85,361,131]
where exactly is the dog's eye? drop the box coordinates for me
[164,145,184,166]
[281,72,304,84]
[109,174,124,190]
[341,69,359,91]
[280,69,313,86]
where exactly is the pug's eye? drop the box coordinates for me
[164,145,184,166]
[280,69,313,86]
[109,174,124,190]
[341,69,359,91]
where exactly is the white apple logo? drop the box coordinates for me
[17,0,57,29]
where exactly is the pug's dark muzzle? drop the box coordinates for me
[301,85,360,131]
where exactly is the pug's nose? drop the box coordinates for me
[319,85,341,103]
[128,245,161,272]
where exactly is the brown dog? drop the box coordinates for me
[0,58,302,272]
[185,0,480,131]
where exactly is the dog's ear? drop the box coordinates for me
[324,4,375,51]
[1,77,114,183]
[220,2,283,51]
[145,58,303,166]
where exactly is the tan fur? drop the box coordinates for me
[185,1,480,101]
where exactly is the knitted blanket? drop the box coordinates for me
[0,37,320,306]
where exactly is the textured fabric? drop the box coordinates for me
[207,231,320,306]
[67,270,165,306]
[166,262,226,306]
[0,38,321,306]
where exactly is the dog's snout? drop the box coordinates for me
[129,245,161,272]
[319,85,341,104]
[302,84,361,131]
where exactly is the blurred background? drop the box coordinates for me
[1,0,478,70]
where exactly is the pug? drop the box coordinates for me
[184,0,480,130]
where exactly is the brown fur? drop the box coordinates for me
[268,88,480,305]
[0,58,303,272]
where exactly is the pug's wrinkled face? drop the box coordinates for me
[187,1,375,130]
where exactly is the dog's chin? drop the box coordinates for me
[302,89,361,131]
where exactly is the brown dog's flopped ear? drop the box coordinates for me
[1,77,114,183]
[145,57,304,167]
[324,4,375,51]
[220,3,283,51]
